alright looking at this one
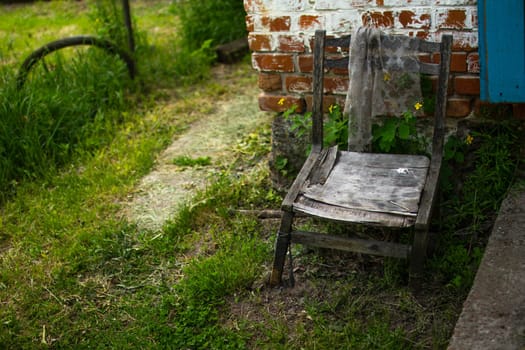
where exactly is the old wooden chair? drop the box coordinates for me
[269,30,452,287]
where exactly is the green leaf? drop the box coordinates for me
[398,123,410,140]
[454,152,465,163]
[381,119,397,142]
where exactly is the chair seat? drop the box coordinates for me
[292,149,430,228]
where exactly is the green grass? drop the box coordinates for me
[0,1,92,65]
[172,155,212,167]
[0,1,523,349]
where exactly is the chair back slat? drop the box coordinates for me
[418,40,441,53]
[325,36,351,48]
[313,30,452,155]
[325,57,349,69]
[420,62,440,75]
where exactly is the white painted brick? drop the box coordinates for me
[290,13,326,33]
[314,0,359,10]
[470,6,478,29]
[434,0,476,5]
[434,6,474,30]
[245,0,312,14]
[394,7,432,29]
[427,30,478,49]
[325,10,362,34]
[383,0,432,6]
[452,30,478,49]
[269,0,309,12]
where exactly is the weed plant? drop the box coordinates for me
[170,0,247,51]
[431,120,520,291]
[0,49,129,203]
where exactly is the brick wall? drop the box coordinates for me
[244,0,480,118]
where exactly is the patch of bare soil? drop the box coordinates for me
[121,64,271,231]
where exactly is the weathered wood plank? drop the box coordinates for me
[416,143,443,230]
[291,230,411,258]
[282,151,321,211]
[418,39,441,53]
[312,30,325,149]
[325,57,349,69]
[416,35,452,230]
[299,151,429,215]
[338,151,430,168]
[293,196,414,227]
[308,145,338,185]
[420,62,440,75]
[325,35,351,48]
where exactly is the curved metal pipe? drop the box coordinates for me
[16,35,136,89]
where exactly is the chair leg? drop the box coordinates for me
[269,211,294,286]
[409,226,429,289]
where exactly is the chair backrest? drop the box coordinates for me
[311,30,452,155]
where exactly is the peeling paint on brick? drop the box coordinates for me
[243,0,480,117]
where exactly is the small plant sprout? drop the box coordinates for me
[172,155,212,167]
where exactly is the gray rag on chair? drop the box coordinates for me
[343,27,423,152]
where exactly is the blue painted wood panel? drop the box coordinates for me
[478,0,525,102]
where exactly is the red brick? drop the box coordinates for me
[330,66,349,76]
[323,76,349,94]
[467,53,480,73]
[307,36,347,55]
[418,53,431,63]
[454,75,480,95]
[304,94,341,113]
[363,11,394,28]
[414,31,431,40]
[258,73,282,92]
[278,35,305,53]
[451,52,467,72]
[452,36,477,52]
[473,98,490,116]
[261,16,291,32]
[299,15,323,31]
[473,100,514,118]
[285,75,312,93]
[512,103,525,120]
[447,97,472,117]
[298,54,313,73]
[432,52,467,72]
[437,9,467,29]
[248,34,272,52]
[258,93,305,113]
[245,15,254,33]
[398,10,430,29]
[429,75,454,95]
[253,53,295,72]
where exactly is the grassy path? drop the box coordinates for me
[122,65,270,231]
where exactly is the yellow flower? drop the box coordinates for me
[383,72,391,82]
[466,134,474,145]
[328,104,334,114]
[414,102,423,111]
[278,98,285,106]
